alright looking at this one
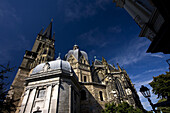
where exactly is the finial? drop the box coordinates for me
[94,56,96,59]
[57,53,61,60]
[51,18,53,22]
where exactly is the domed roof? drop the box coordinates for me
[65,45,88,61]
[31,57,71,75]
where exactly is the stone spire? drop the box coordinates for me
[43,20,53,39]
[117,63,122,72]
[39,27,44,35]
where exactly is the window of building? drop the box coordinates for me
[99,91,103,101]
[43,49,47,54]
[48,50,51,56]
[115,78,125,97]
[84,76,87,82]
[80,90,86,100]
[37,89,46,98]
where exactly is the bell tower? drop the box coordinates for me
[8,20,55,113]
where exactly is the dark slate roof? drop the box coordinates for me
[39,27,44,35]
[65,48,88,61]
[43,22,52,39]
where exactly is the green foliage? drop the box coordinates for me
[102,102,143,113]
[102,102,116,113]
[149,72,170,99]
[0,63,16,113]
[157,98,170,113]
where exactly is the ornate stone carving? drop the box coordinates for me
[43,62,50,72]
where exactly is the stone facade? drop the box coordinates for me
[8,21,55,113]
[10,22,144,113]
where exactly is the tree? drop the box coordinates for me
[149,72,170,113]
[0,63,16,113]
[149,72,170,99]
[102,102,143,113]
[102,102,116,113]
[156,98,170,113]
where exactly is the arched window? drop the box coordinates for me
[99,91,103,101]
[84,76,87,82]
[115,78,125,97]
[48,50,51,56]
[43,49,47,54]
[80,90,86,100]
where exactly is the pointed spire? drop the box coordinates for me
[39,27,44,35]
[102,57,107,63]
[52,32,55,41]
[57,53,61,60]
[43,19,53,39]
[112,64,116,69]
[117,63,122,72]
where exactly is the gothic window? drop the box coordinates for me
[43,49,47,54]
[99,91,103,101]
[84,76,87,82]
[36,43,42,52]
[115,78,125,97]
[37,88,46,98]
[48,50,51,56]
[80,90,86,100]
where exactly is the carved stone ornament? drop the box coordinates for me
[43,62,50,72]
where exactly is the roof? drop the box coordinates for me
[31,58,71,75]
[65,45,88,61]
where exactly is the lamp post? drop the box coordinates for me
[166,59,170,72]
[140,85,157,113]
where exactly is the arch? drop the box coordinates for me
[115,78,125,97]
[99,91,103,101]
[80,90,86,100]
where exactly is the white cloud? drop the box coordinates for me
[107,26,122,33]
[130,67,166,80]
[149,54,164,58]
[134,79,153,88]
[108,37,150,65]
[78,28,109,48]
[0,0,20,24]
[56,0,110,22]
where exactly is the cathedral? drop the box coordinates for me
[8,21,144,113]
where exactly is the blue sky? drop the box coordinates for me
[0,0,169,111]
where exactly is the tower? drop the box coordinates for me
[8,21,55,113]
[65,45,92,83]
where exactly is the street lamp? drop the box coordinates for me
[140,85,157,113]
[166,59,170,72]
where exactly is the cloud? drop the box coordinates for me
[149,54,164,58]
[134,79,153,88]
[56,0,110,21]
[108,37,150,65]
[107,26,122,33]
[0,0,20,24]
[130,67,166,80]
[78,28,109,48]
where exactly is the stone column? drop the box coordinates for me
[49,83,59,113]
[43,85,52,113]
[19,88,30,113]
[69,85,72,113]
[25,87,37,113]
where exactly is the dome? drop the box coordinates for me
[65,45,88,61]
[31,58,71,75]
